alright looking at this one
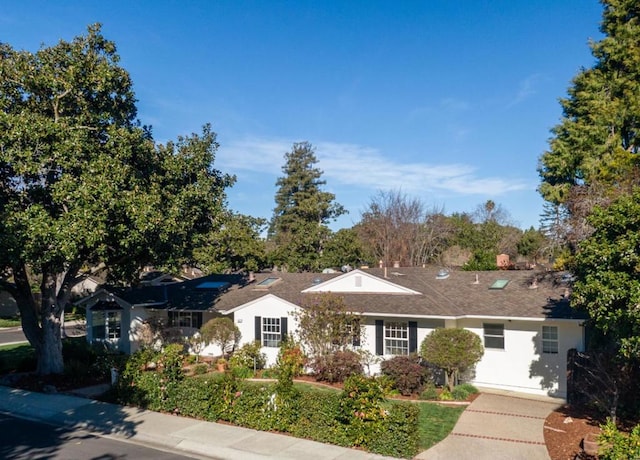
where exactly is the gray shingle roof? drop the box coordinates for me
[103,267,583,320]
[214,267,583,320]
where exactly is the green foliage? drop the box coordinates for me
[420,328,484,391]
[0,317,21,328]
[462,249,498,271]
[320,228,367,269]
[275,339,306,390]
[538,0,640,251]
[228,340,266,371]
[294,293,361,360]
[380,355,428,396]
[192,363,209,375]
[419,383,439,400]
[451,383,478,400]
[0,25,234,375]
[517,227,546,261]
[598,419,640,460]
[268,141,346,272]
[572,189,640,358]
[311,350,363,383]
[193,212,267,273]
[116,357,421,458]
[200,317,241,357]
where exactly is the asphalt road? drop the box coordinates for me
[0,327,27,345]
[0,412,205,460]
[0,321,87,346]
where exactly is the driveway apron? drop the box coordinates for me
[416,392,561,460]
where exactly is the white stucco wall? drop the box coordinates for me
[231,294,302,365]
[458,318,584,398]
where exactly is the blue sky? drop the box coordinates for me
[2,1,604,231]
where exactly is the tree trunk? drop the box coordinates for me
[38,315,64,375]
[10,264,77,375]
[38,272,65,375]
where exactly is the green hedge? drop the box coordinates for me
[116,350,419,458]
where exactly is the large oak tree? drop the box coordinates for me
[0,25,234,374]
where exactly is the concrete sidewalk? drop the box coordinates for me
[416,391,562,460]
[0,385,396,460]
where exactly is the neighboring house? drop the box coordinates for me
[71,276,104,299]
[84,267,585,398]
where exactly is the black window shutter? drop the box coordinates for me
[255,316,262,342]
[281,317,288,341]
[375,320,384,355]
[195,312,203,329]
[409,321,418,353]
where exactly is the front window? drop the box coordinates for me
[483,323,504,349]
[542,326,559,354]
[262,317,281,347]
[385,321,408,355]
[168,311,202,329]
[93,311,121,340]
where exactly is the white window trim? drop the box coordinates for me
[384,321,409,355]
[262,317,281,348]
[542,325,559,354]
[93,310,122,341]
[483,323,505,350]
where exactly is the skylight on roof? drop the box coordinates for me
[489,279,510,290]
[256,277,280,287]
[196,281,230,290]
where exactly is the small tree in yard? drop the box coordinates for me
[420,328,484,392]
[294,293,362,361]
[200,317,240,358]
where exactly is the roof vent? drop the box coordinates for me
[436,269,450,280]
[312,278,322,285]
[472,274,479,284]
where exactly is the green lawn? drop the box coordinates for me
[0,317,21,328]
[0,342,35,374]
[417,402,465,449]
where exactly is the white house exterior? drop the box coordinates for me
[84,267,585,398]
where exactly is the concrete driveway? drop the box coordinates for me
[416,391,562,460]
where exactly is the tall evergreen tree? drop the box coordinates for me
[269,142,345,271]
[538,0,640,237]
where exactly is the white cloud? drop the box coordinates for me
[218,137,529,198]
[507,73,545,108]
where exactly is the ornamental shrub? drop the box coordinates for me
[311,350,363,383]
[420,328,484,392]
[451,383,478,400]
[229,340,267,371]
[380,355,428,395]
[275,339,306,394]
[599,419,640,460]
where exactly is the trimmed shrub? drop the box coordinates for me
[311,350,364,383]
[380,355,428,395]
[116,353,420,458]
